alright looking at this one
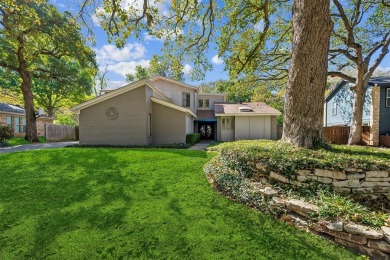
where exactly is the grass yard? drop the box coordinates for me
[0,148,357,259]
[7,137,46,146]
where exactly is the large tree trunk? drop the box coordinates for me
[348,79,367,145]
[17,36,39,142]
[20,72,39,142]
[282,0,333,148]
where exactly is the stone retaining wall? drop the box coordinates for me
[271,194,390,258]
[256,163,390,197]
[248,180,390,258]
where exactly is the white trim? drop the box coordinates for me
[71,79,171,113]
[151,97,197,118]
[386,87,390,108]
[150,76,198,91]
[215,112,281,116]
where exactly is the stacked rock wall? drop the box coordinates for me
[256,163,390,197]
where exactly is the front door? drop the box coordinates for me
[199,123,214,140]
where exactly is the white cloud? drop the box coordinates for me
[107,59,150,77]
[95,43,146,66]
[182,64,193,75]
[107,80,128,89]
[121,0,170,16]
[254,20,265,31]
[211,55,223,65]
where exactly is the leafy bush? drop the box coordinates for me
[0,140,9,147]
[186,133,201,145]
[0,125,14,141]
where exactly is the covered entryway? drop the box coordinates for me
[195,119,217,140]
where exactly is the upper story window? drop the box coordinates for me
[198,99,210,108]
[182,92,190,107]
[386,88,390,108]
[332,102,337,115]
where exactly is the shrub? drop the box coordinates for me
[0,125,14,141]
[186,133,201,145]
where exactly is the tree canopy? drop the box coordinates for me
[0,0,97,141]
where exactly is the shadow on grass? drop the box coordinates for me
[0,148,356,259]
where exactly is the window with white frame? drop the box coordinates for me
[198,99,210,108]
[222,117,232,130]
[182,92,190,107]
[386,88,390,107]
[332,102,337,115]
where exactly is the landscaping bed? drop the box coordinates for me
[205,140,390,258]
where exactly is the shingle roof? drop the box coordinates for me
[196,110,216,120]
[214,102,281,115]
[0,103,25,114]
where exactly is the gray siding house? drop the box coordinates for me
[324,77,390,145]
[72,76,281,146]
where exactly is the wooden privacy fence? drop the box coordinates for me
[323,126,371,145]
[45,124,78,142]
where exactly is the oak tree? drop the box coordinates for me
[0,0,96,141]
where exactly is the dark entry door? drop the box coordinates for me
[199,123,214,139]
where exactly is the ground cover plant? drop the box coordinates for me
[0,148,357,259]
[207,140,390,227]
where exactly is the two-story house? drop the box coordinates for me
[71,76,281,145]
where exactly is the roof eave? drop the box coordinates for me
[151,97,197,118]
[70,79,171,113]
[215,112,281,116]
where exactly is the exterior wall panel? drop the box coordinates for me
[152,102,186,144]
[79,86,148,145]
[151,79,196,113]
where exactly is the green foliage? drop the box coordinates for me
[125,55,185,83]
[186,133,201,145]
[32,56,96,117]
[54,112,78,126]
[310,191,388,228]
[0,125,14,141]
[212,140,390,178]
[0,148,357,258]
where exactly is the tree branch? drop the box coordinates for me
[328,71,356,82]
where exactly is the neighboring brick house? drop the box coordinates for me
[0,102,53,137]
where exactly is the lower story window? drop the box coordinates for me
[6,116,26,133]
[222,117,232,130]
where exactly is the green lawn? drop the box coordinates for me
[0,148,357,259]
[7,136,46,146]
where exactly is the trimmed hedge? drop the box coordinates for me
[186,133,201,145]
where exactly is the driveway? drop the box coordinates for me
[0,141,78,154]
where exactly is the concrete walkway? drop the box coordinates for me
[0,141,79,154]
[189,140,212,151]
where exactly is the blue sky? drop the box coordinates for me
[51,0,390,89]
